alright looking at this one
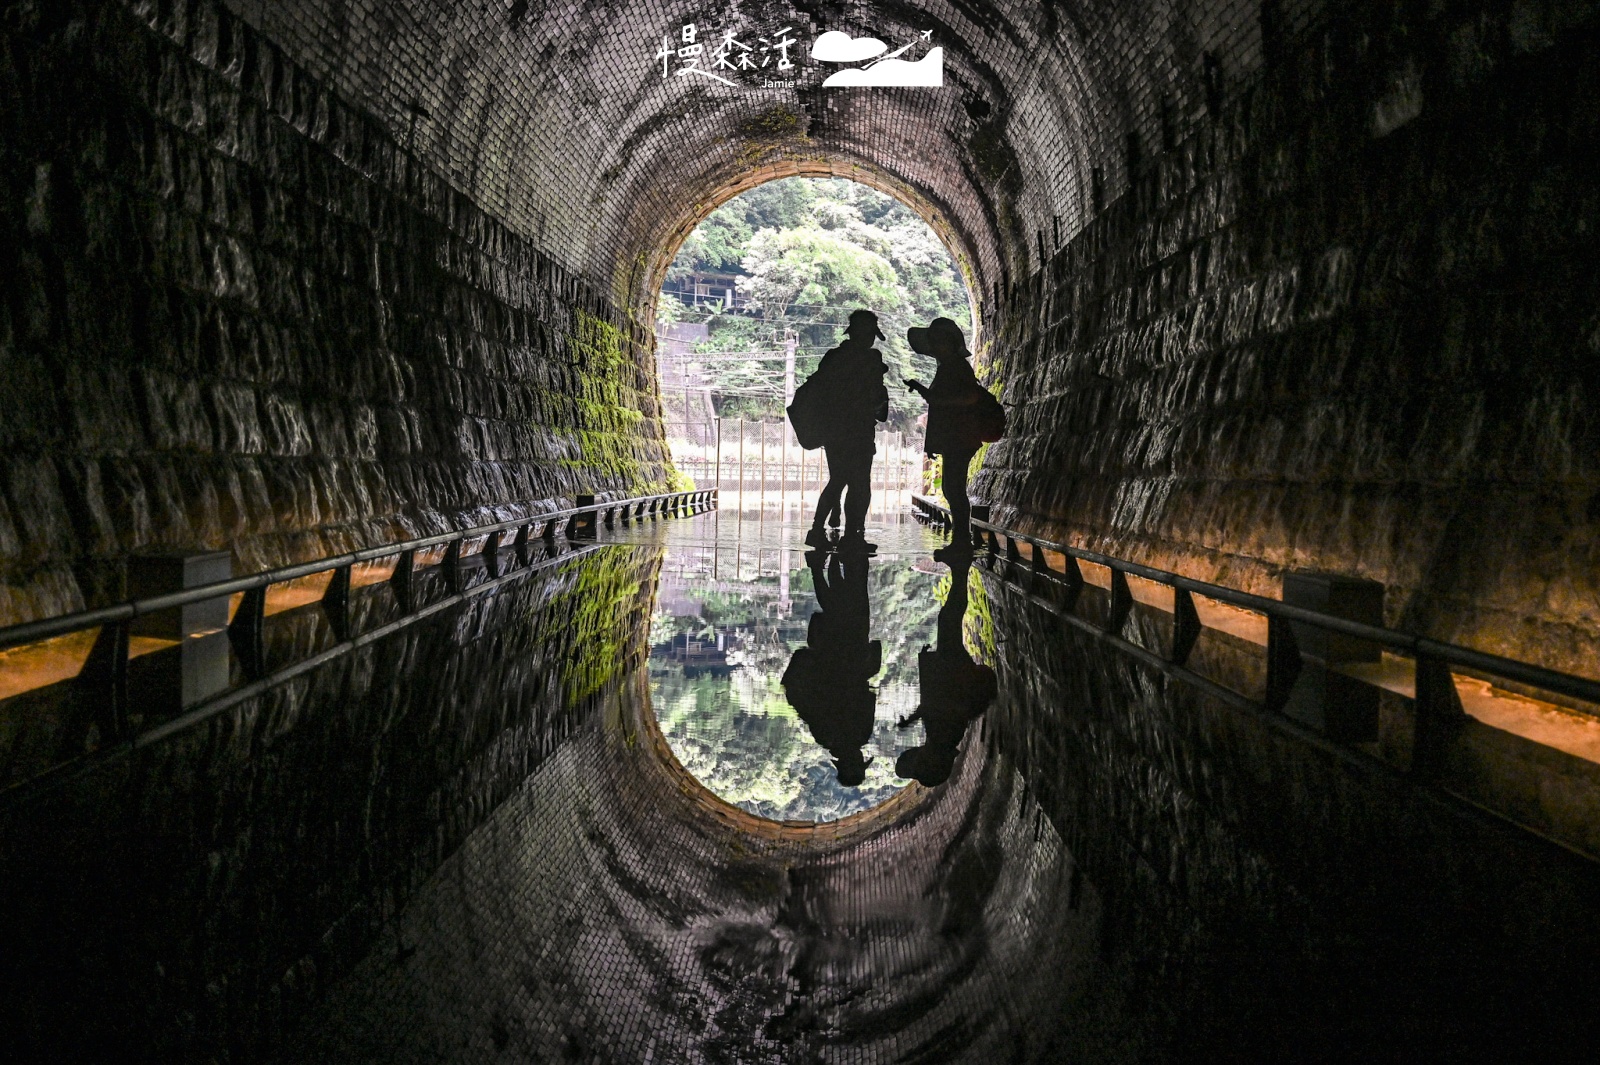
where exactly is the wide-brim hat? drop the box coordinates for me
[907,325,931,353]
[929,317,966,347]
[848,308,886,340]
[832,755,873,787]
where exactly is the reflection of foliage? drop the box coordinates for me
[560,552,647,706]
[648,554,944,822]
[965,565,997,665]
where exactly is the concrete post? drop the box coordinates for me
[127,551,232,710]
[1280,572,1386,742]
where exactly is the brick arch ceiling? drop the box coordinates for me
[221,0,1279,320]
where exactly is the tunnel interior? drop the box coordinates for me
[1,0,1594,667]
[3,0,1600,1061]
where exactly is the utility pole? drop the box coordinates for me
[682,353,691,445]
[784,329,797,510]
[783,329,797,405]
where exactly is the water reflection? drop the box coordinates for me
[647,512,946,821]
[783,549,878,786]
[897,553,997,786]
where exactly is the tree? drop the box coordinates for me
[660,178,973,433]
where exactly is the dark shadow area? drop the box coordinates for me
[977,551,1600,1062]
[0,547,661,1062]
[897,553,996,787]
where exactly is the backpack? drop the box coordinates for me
[787,369,831,450]
[971,387,1006,443]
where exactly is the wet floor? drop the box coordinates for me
[646,509,946,822]
[3,503,1600,1063]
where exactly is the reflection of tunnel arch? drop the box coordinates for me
[279,632,1122,1064]
[641,633,937,836]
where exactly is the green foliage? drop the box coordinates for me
[662,178,973,435]
[656,292,688,324]
[668,213,752,278]
[740,226,903,318]
[566,310,664,490]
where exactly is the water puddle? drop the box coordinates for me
[641,508,949,821]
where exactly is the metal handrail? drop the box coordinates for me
[0,490,716,653]
[911,495,1600,711]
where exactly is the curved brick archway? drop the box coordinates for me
[1,0,1596,670]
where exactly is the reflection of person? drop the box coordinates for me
[807,310,889,553]
[905,318,990,554]
[896,554,995,787]
[781,549,880,786]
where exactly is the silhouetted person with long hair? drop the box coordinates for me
[896,554,996,787]
[906,317,1000,555]
[805,309,889,553]
[781,548,880,787]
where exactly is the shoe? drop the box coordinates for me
[933,540,975,563]
[805,526,831,549]
[837,531,877,555]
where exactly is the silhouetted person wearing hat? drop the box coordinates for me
[896,554,996,787]
[906,318,1000,555]
[806,309,889,553]
[781,548,880,787]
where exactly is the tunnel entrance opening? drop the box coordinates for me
[650,175,975,514]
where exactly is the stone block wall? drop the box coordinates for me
[0,0,670,625]
[977,0,1600,674]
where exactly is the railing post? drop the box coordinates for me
[1059,554,1084,609]
[513,523,532,565]
[229,586,268,680]
[323,564,353,639]
[1171,586,1202,665]
[1106,568,1133,633]
[79,618,130,745]
[391,549,416,611]
[570,495,596,538]
[1280,573,1383,740]
[1265,614,1302,713]
[1413,654,1468,778]
[443,539,463,593]
[483,530,502,576]
[737,417,745,504]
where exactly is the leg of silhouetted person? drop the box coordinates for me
[944,448,976,548]
[811,445,846,544]
[840,445,874,541]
